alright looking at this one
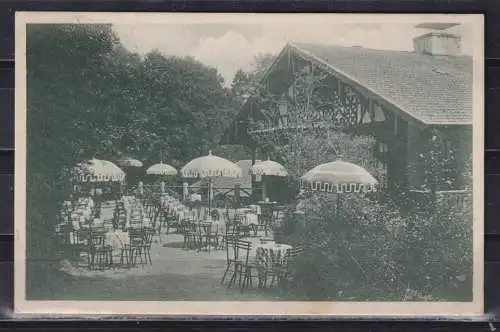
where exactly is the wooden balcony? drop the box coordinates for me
[247,121,339,136]
[408,188,472,211]
[436,189,472,210]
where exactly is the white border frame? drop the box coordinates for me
[14,12,485,317]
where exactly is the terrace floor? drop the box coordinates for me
[26,234,291,302]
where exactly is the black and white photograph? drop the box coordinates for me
[14,12,484,316]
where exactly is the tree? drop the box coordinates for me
[26,24,240,265]
[231,53,277,106]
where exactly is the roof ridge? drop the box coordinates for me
[291,41,473,60]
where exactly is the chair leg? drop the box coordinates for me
[238,265,244,287]
[87,251,93,270]
[221,262,231,284]
[228,264,239,288]
[246,267,253,288]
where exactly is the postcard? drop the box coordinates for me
[14,12,484,317]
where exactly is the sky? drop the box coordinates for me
[113,21,475,86]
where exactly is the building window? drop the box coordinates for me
[373,103,385,122]
[376,142,389,180]
[379,142,388,153]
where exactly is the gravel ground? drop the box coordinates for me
[27,234,289,301]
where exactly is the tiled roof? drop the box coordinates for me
[290,42,473,125]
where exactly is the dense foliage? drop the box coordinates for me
[27,24,238,258]
[278,192,473,301]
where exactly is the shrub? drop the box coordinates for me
[278,192,473,301]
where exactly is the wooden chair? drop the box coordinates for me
[271,245,304,288]
[218,222,238,250]
[179,219,197,250]
[140,227,155,265]
[237,240,263,291]
[68,228,93,267]
[159,209,180,239]
[197,222,220,252]
[89,230,113,270]
[113,202,127,230]
[220,237,242,287]
[120,228,145,267]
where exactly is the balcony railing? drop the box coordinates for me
[408,189,471,211]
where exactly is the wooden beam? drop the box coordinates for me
[289,44,431,130]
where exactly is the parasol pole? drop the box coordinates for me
[262,175,267,202]
[336,192,341,218]
[208,177,212,216]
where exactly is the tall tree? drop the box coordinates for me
[231,53,276,106]
[26,24,240,263]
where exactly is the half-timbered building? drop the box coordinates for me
[221,24,473,206]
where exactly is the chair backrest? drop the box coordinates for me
[114,202,127,229]
[210,209,220,221]
[143,228,155,246]
[88,230,106,248]
[73,229,90,245]
[236,239,251,265]
[198,222,212,235]
[180,219,195,233]
[285,245,304,267]
[99,200,118,222]
[225,223,238,238]
[129,228,146,245]
[225,237,239,263]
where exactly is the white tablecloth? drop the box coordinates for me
[105,230,130,251]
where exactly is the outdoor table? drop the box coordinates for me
[202,218,226,233]
[105,230,130,252]
[252,241,292,269]
[247,204,261,215]
[239,213,259,226]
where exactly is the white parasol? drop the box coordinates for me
[71,158,126,183]
[181,151,242,212]
[116,157,143,168]
[301,160,378,194]
[249,157,288,177]
[250,157,288,201]
[300,160,379,281]
[146,162,178,176]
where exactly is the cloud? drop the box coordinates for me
[189,30,283,85]
[113,22,476,86]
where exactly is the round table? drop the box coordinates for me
[254,242,292,269]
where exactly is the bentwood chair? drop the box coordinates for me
[220,237,241,286]
[120,228,144,267]
[197,222,218,253]
[179,219,197,250]
[218,222,238,250]
[271,245,304,288]
[159,208,180,239]
[113,201,127,230]
[69,228,93,267]
[89,230,113,270]
[237,240,262,291]
[140,227,155,265]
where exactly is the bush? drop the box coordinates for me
[277,192,473,301]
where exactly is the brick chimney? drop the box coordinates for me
[413,23,461,56]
